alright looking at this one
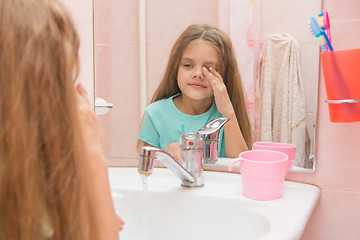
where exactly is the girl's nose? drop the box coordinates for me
[192,67,204,80]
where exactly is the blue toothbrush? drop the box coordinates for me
[309,16,333,52]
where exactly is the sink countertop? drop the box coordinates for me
[109,167,320,240]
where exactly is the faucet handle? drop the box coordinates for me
[179,132,203,150]
[197,117,229,141]
[197,118,229,164]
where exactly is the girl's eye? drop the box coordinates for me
[183,64,192,68]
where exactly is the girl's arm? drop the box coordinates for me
[222,111,249,157]
[75,83,123,239]
[203,67,248,157]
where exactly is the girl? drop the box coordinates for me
[0,0,123,239]
[138,24,252,160]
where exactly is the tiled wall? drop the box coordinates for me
[66,0,360,239]
[93,0,140,158]
[287,0,360,239]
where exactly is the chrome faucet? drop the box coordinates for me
[138,118,229,187]
[138,139,204,187]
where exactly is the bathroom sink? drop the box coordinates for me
[109,168,319,240]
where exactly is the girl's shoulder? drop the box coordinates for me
[145,95,177,114]
[146,98,169,110]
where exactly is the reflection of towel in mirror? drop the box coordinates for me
[254,33,312,168]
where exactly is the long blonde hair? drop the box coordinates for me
[0,0,98,239]
[150,24,252,148]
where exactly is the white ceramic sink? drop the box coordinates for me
[109,168,319,240]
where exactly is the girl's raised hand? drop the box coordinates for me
[202,66,234,117]
[202,67,248,157]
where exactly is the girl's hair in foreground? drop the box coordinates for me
[151,24,253,148]
[0,0,98,239]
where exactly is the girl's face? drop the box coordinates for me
[177,39,219,102]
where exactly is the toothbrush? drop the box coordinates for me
[318,11,331,43]
[308,17,327,52]
[308,16,333,52]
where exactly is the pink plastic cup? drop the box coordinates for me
[252,142,296,170]
[228,150,288,201]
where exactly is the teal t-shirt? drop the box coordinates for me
[137,94,225,157]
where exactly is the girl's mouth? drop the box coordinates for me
[189,83,206,88]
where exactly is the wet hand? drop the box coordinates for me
[202,67,235,117]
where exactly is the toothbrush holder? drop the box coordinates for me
[321,48,360,122]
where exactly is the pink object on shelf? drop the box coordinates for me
[228,150,288,201]
[252,142,296,170]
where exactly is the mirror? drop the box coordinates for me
[94,0,322,171]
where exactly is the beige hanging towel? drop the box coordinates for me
[254,33,312,168]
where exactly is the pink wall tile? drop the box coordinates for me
[218,0,230,34]
[95,45,113,154]
[146,44,173,102]
[330,21,360,51]
[300,190,360,240]
[108,45,139,106]
[315,121,360,191]
[94,0,138,45]
[63,0,93,25]
[95,46,112,99]
[323,0,360,19]
[96,44,139,158]
[260,0,321,44]
[287,1,360,237]
[300,44,321,115]
[94,0,111,45]
[147,0,219,45]
[97,104,140,159]
[110,104,140,158]
[96,44,139,107]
